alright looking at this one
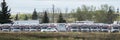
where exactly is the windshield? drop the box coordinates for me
[102,27,108,29]
[81,27,89,29]
[91,27,97,29]
[47,28,56,30]
[47,28,52,30]
[71,27,78,29]
[14,27,20,29]
[31,27,36,29]
[24,27,29,29]
[42,27,47,29]
[2,27,9,29]
[113,27,119,29]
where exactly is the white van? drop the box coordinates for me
[29,26,37,32]
[68,24,79,32]
[80,25,90,32]
[101,25,110,32]
[23,27,30,31]
[1,24,11,32]
[111,25,119,32]
[90,25,100,32]
[2,27,10,32]
[111,27,119,32]
[11,27,21,32]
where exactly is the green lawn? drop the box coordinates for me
[0,32,119,40]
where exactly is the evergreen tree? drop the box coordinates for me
[117,8,119,13]
[41,11,49,23]
[32,9,38,20]
[0,11,1,14]
[24,15,28,20]
[57,13,66,23]
[0,0,12,24]
[106,7,118,24]
[15,14,19,20]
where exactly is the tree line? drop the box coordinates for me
[0,0,66,24]
[72,5,119,24]
[0,0,119,24]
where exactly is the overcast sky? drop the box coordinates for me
[0,0,120,14]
